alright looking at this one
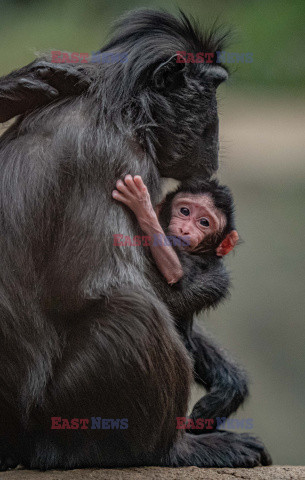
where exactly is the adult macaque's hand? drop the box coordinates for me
[112,175,157,231]
[29,61,90,96]
[0,61,90,122]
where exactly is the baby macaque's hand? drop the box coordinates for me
[112,175,183,284]
[112,175,156,226]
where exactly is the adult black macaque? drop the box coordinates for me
[0,10,271,470]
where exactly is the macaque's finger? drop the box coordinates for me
[31,61,64,74]
[112,190,130,205]
[124,175,138,195]
[116,179,131,196]
[18,78,59,98]
[29,62,90,96]
[134,175,147,193]
[35,67,54,79]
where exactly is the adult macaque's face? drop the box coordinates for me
[168,193,227,250]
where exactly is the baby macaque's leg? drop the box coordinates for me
[188,322,249,433]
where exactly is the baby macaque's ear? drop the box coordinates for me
[216,230,239,257]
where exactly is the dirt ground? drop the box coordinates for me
[1,466,305,480]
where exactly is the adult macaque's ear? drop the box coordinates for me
[203,65,228,88]
[216,230,239,257]
[152,55,185,91]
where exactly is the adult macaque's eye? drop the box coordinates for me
[199,218,210,227]
[180,207,190,216]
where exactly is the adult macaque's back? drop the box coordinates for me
[0,9,270,469]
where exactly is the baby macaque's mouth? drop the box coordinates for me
[180,237,191,248]
[168,233,192,249]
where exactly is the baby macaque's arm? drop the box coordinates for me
[112,175,183,285]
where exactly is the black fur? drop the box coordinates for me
[0,9,271,469]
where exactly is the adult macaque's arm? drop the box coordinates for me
[0,59,90,122]
[112,175,184,285]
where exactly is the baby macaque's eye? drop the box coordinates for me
[180,207,190,216]
[199,218,210,227]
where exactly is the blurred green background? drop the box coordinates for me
[1,0,304,466]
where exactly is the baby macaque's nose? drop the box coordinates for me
[180,224,191,235]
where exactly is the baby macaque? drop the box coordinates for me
[112,175,250,434]
[112,174,239,285]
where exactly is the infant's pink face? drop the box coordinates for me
[168,193,227,249]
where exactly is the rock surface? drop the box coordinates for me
[1,466,305,480]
